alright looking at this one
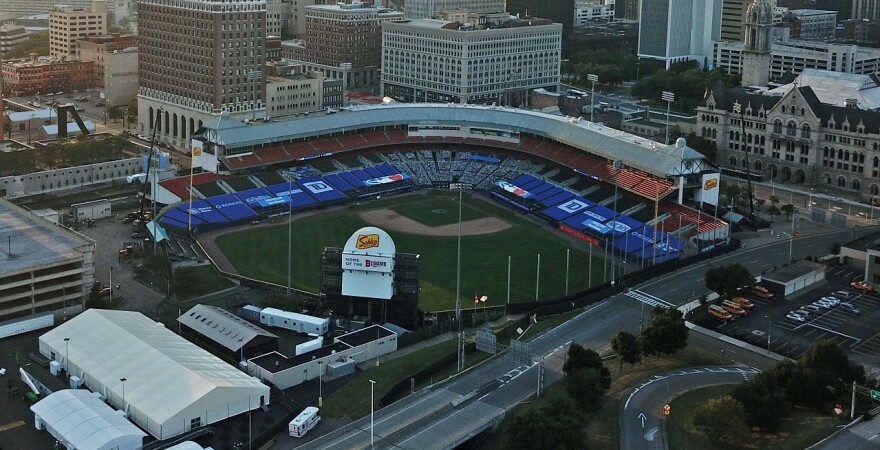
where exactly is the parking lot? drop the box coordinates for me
[694,267,880,369]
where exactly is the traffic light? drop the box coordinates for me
[663,404,671,416]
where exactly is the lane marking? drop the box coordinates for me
[0,421,24,432]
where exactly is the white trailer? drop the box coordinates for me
[240,304,263,322]
[71,198,111,221]
[0,313,54,340]
[295,337,323,356]
[260,308,329,336]
[289,407,320,438]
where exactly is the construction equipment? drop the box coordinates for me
[138,106,164,220]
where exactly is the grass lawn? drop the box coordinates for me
[322,339,460,419]
[667,386,844,450]
[216,191,607,311]
[173,264,236,300]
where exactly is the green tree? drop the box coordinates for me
[730,370,792,431]
[704,263,753,297]
[504,399,588,450]
[566,368,609,412]
[684,133,717,163]
[766,204,781,223]
[611,331,642,371]
[721,183,740,208]
[563,344,611,390]
[693,396,752,448]
[107,105,123,123]
[639,307,688,356]
[781,203,795,219]
[769,195,780,206]
[5,33,49,59]
[796,340,866,411]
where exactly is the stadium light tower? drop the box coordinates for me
[287,175,292,297]
[588,74,599,122]
[662,91,675,144]
[610,160,623,283]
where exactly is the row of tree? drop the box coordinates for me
[720,184,797,223]
[631,61,741,113]
[694,340,872,447]
[611,307,690,371]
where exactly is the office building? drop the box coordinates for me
[721,0,746,41]
[575,1,616,25]
[404,0,505,19]
[2,56,94,97]
[49,1,108,57]
[137,0,267,150]
[713,39,880,80]
[77,34,137,106]
[638,0,723,68]
[615,0,640,20]
[816,0,854,19]
[1,25,30,55]
[264,62,331,117]
[3,0,93,18]
[284,2,403,92]
[781,9,837,40]
[381,15,561,105]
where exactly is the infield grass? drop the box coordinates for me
[215,191,607,311]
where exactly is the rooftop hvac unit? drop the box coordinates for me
[49,360,61,376]
[69,376,83,389]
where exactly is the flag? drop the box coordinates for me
[455,298,461,321]
[480,295,488,303]
[474,295,479,305]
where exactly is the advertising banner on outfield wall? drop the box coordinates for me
[700,173,720,206]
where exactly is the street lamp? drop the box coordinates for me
[662,91,675,144]
[782,231,794,262]
[369,379,376,448]
[120,377,127,405]
[317,360,323,408]
[588,74,599,122]
[63,337,70,375]
[764,315,772,352]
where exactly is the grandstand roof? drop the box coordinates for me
[195,103,710,178]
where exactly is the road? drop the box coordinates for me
[620,366,759,450]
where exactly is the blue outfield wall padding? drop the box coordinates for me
[364,166,384,178]
[376,163,399,176]
[160,216,190,229]
[324,173,357,192]
[533,186,563,202]
[163,208,204,225]
[185,199,227,223]
[265,183,319,207]
[339,171,364,188]
[539,190,576,208]
[207,194,257,221]
[235,188,276,209]
[543,196,595,221]
[296,177,348,202]
[510,173,536,186]
[581,204,618,222]
[351,169,371,181]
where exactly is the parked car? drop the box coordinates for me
[731,296,754,309]
[833,290,852,298]
[708,305,733,321]
[721,300,748,316]
[820,296,841,306]
[793,309,813,317]
[802,304,822,314]
[851,280,873,291]
[786,313,807,322]
[812,300,834,310]
[840,302,861,315]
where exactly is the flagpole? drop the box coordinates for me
[506,255,511,304]
[588,243,593,289]
[565,248,570,295]
[455,183,463,372]
[535,253,540,301]
[187,151,194,231]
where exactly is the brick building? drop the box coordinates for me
[1,56,94,97]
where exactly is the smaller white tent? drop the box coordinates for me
[31,389,146,450]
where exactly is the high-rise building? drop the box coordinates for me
[638,0,723,68]
[137,0,266,150]
[284,2,403,91]
[507,0,576,35]
[721,0,746,41]
[853,0,880,19]
[742,0,773,85]
[1,25,30,55]
[816,0,854,19]
[49,1,108,57]
[404,0,505,19]
[3,0,93,18]
[77,34,138,106]
[615,0,641,20]
[381,14,561,105]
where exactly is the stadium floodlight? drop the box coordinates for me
[662,91,674,144]
[588,74,599,122]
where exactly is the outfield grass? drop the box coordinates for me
[216,191,607,311]
[667,385,844,450]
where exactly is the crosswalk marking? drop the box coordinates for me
[625,289,676,308]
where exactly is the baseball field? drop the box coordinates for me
[213,190,607,311]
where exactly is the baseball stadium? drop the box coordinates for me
[149,103,729,327]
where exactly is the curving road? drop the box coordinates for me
[621,366,759,450]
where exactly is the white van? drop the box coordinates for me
[289,406,320,438]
